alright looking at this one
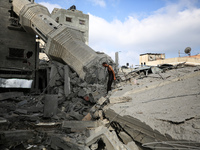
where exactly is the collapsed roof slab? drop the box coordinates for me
[105,67,200,149]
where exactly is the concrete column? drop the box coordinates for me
[64,65,71,97]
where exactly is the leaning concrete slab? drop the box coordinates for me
[105,67,200,149]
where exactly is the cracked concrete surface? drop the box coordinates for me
[105,66,200,146]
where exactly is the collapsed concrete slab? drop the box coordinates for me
[105,67,200,149]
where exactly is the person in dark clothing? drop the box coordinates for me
[102,62,116,93]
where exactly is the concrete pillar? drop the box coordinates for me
[64,65,71,97]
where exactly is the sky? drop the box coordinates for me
[35,0,200,67]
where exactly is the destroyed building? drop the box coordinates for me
[1,0,200,150]
[0,0,39,91]
[51,6,89,45]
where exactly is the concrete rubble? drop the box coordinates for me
[1,60,199,150]
[1,0,200,149]
[105,64,200,149]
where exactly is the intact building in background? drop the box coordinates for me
[51,5,89,45]
[140,53,165,66]
[140,53,200,66]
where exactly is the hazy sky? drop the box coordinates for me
[35,0,200,66]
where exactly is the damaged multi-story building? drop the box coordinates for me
[0,0,39,91]
[0,0,114,92]
[1,0,200,150]
[51,6,89,45]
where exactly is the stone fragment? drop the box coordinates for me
[0,130,35,144]
[50,134,84,150]
[109,95,132,104]
[118,131,132,144]
[43,94,58,118]
[64,65,71,97]
[15,109,27,114]
[62,121,98,130]
[126,141,139,150]
[0,92,24,101]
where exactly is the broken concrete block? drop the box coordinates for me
[64,65,71,97]
[50,134,85,150]
[58,86,64,97]
[78,88,87,97]
[0,92,24,101]
[0,130,35,144]
[15,109,27,114]
[109,95,132,104]
[69,111,84,120]
[62,121,98,130]
[85,126,127,150]
[49,64,59,87]
[97,97,107,105]
[44,94,58,118]
[16,100,28,107]
[118,131,132,144]
[126,141,139,150]
[0,117,7,123]
[82,113,92,121]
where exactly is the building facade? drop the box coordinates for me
[51,6,89,45]
[139,53,200,66]
[139,53,165,66]
[0,0,39,90]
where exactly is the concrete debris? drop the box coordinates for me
[0,1,200,149]
[62,121,99,131]
[0,65,199,150]
[0,92,24,101]
[109,93,132,104]
[85,126,139,150]
[43,94,58,118]
[105,66,200,149]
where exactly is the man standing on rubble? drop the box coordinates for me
[102,62,116,93]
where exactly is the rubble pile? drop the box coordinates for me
[0,58,117,150]
[105,64,200,149]
[1,62,200,150]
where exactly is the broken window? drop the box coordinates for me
[66,17,72,22]
[55,17,59,23]
[8,48,24,58]
[79,19,85,25]
[8,6,20,27]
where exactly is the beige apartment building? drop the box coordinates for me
[140,53,200,66]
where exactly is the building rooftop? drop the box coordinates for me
[140,53,165,56]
